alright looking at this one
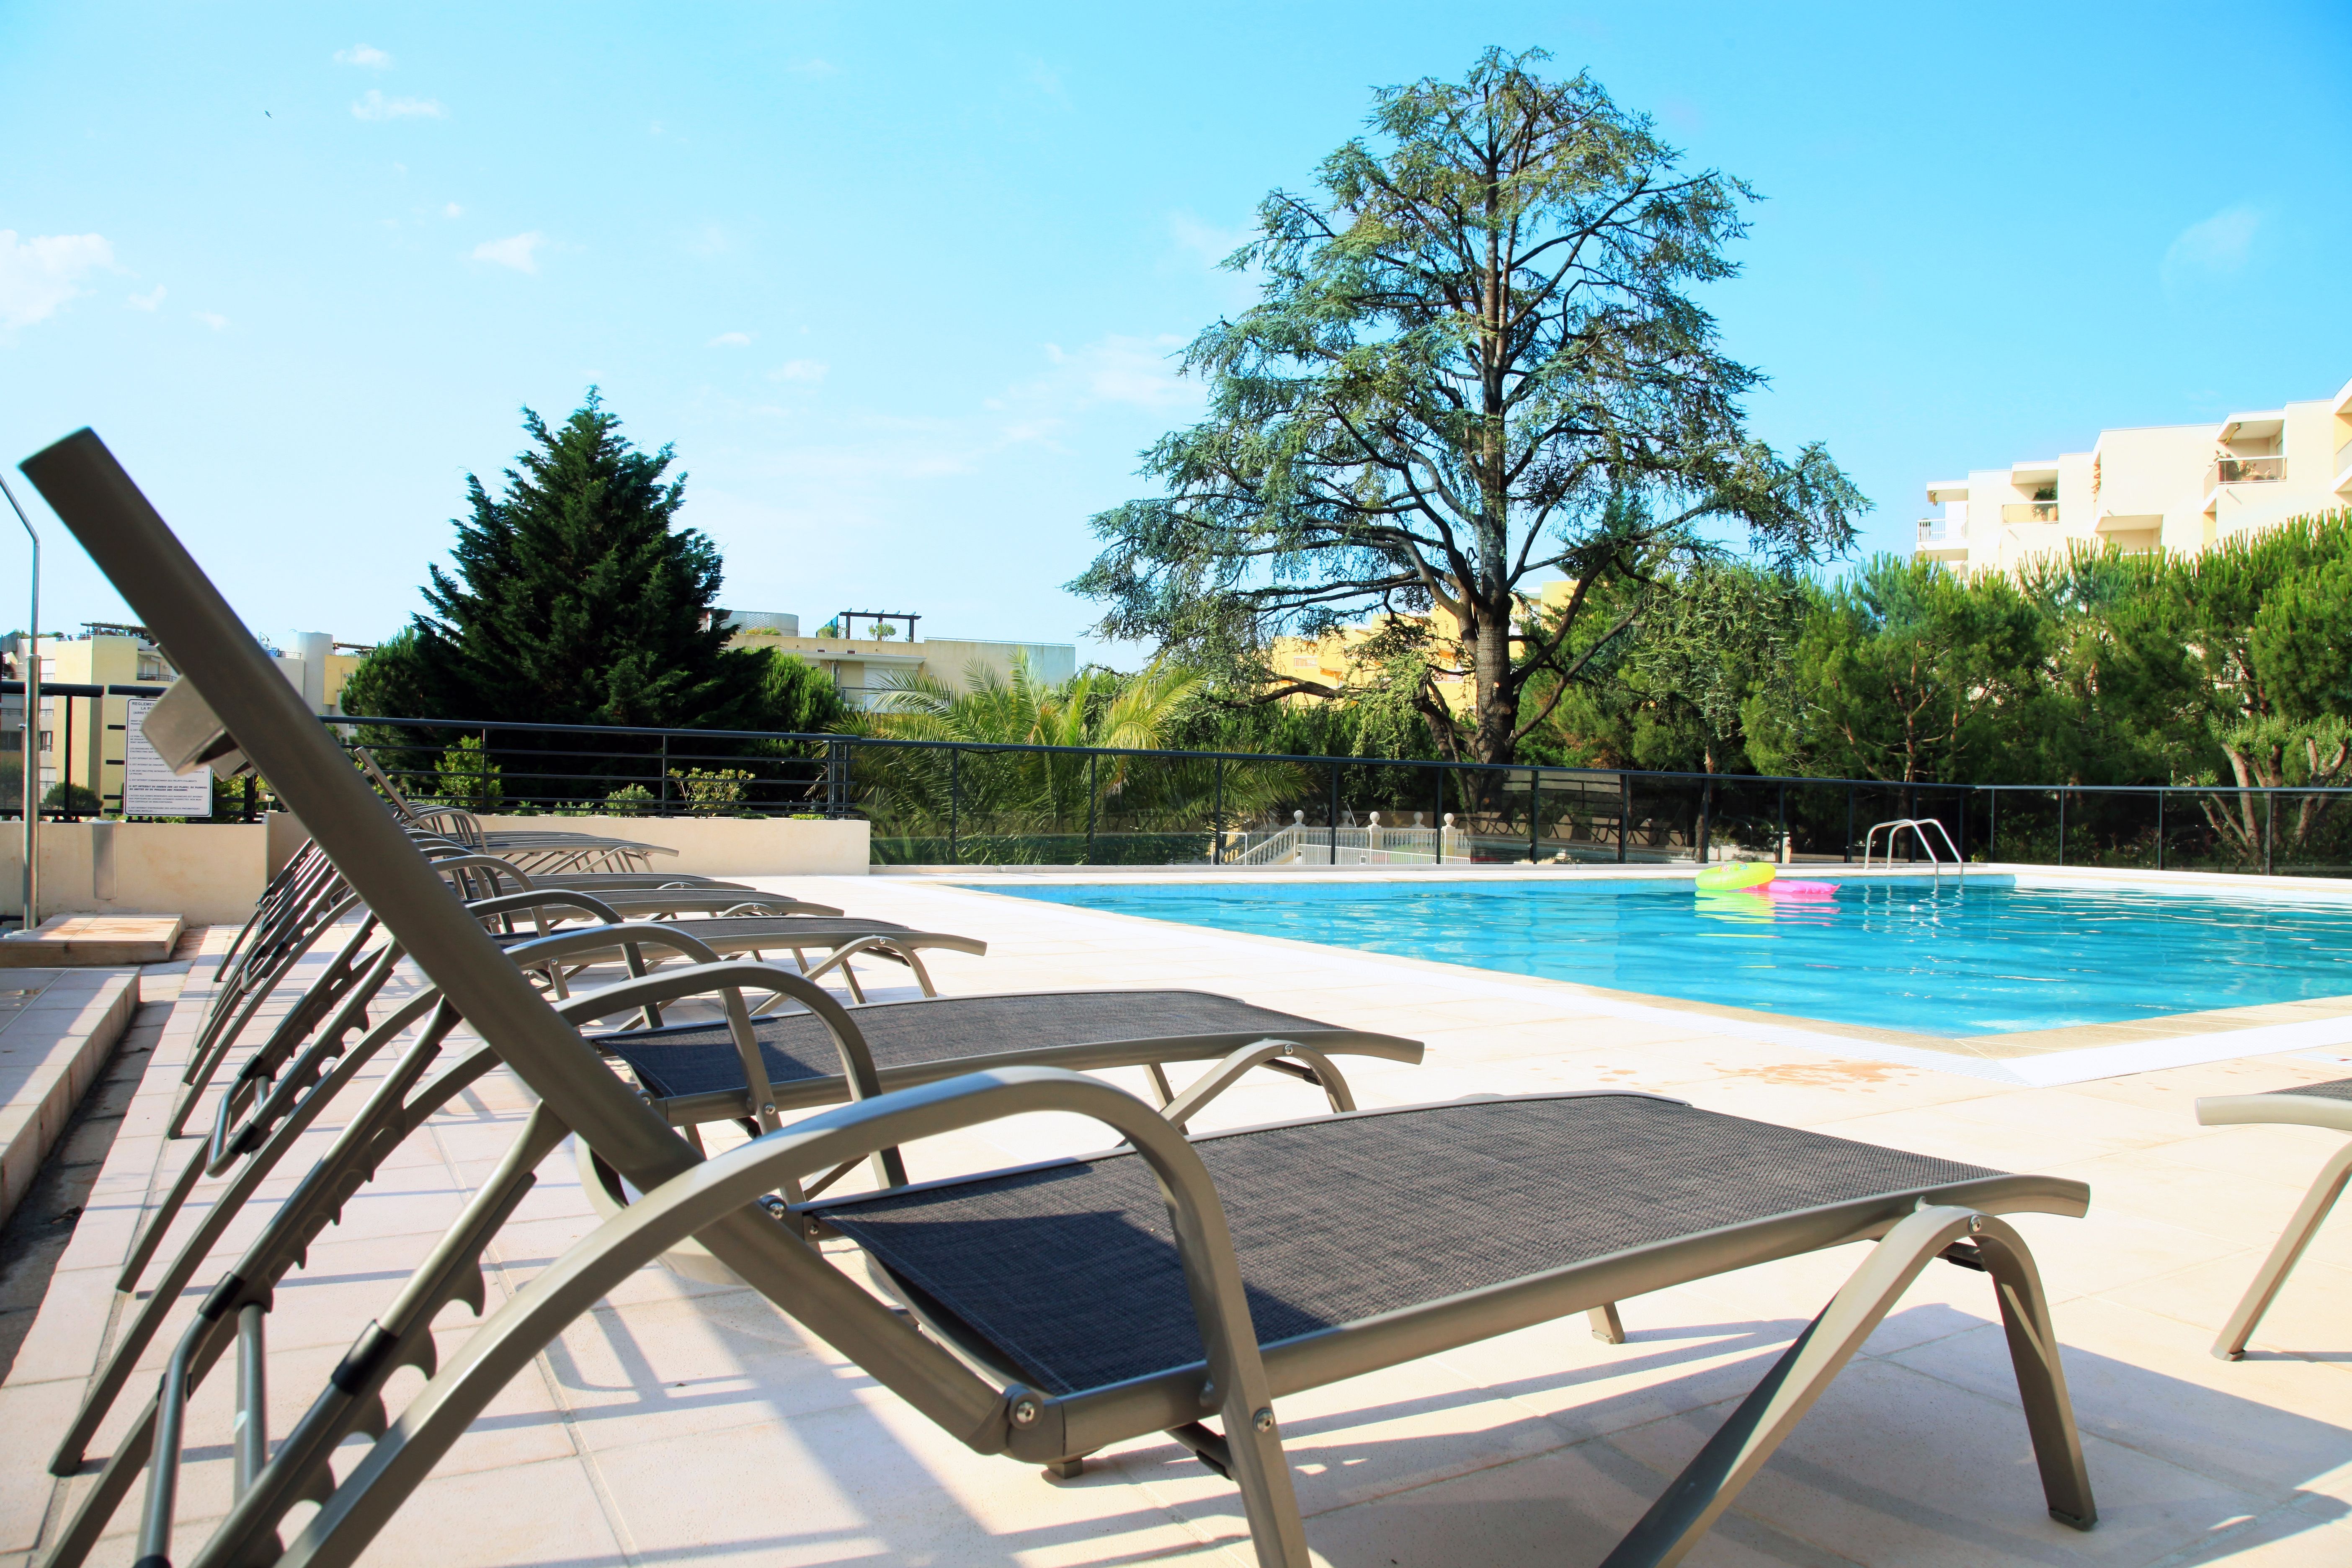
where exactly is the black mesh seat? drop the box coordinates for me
[596,990,1400,1102]
[493,916,918,949]
[2272,1077,2352,1102]
[822,1093,2006,1397]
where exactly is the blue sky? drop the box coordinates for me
[4,2,2347,660]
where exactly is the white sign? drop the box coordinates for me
[124,696,213,818]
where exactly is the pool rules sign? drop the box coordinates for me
[124,696,213,818]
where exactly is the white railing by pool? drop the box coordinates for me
[1224,811,1461,866]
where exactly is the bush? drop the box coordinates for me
[668,767,752,815]
[43,781,103,818]
[601,783,655,817]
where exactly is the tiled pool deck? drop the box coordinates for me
[2,869,2348,1567]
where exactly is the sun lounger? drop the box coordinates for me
[2195,1076,2352,1359]
[356,745,679,873]
[21,428,2099,1568]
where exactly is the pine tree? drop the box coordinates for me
[407,391,759,729]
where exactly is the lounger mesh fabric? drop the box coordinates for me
[600,992,1347,1098]
[493,916,914,951]
[2271,1077,2352,1102]
[825,1094,2001,1396]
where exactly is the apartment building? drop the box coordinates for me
[1267,580,1581,711]
[1915,375,2352,571]
[714,610,1078,710]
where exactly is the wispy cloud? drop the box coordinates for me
[708,330,753,348]
[2161,204,2260,291]
[442,201,462,219]
[193,310,228,330]
[1036,334,1194,412]
[471,232,544,273]
[0,230,115,330]
[334,44,393,69]
[352,89,445,121]
[1020,57,1067,104]
[126,284,166,311]
[769,358,828,383]
[785,57,839,77]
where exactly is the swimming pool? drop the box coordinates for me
[990,878,2352,1037]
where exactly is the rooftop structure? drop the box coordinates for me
[1916,374,2352,570]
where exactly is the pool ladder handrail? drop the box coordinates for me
[1862,818,1963,877]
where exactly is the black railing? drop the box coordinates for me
[8,690,2349,875]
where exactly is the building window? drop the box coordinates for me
[38,730,54,753]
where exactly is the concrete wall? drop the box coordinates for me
[0,821,270,925]
[466,814,870,876]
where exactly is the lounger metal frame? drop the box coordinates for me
[2195,1083,2352,1360]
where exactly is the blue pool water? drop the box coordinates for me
[991,878,2352,1037]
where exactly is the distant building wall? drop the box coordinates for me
[1917,375,2352,571]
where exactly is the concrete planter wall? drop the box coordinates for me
[466,814,869,877]
[0,820,273,925]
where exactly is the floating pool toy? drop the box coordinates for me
[1694,861,1775,892]
[1752,879,1837,900]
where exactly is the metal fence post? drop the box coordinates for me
[1086,752,1097,865]
[1528,768,1541,864]
[1212,756,1223,866]
[2056,789,2066,867]
[1617,772,1629,864]
[658,734,669,816]
[948,746,959,865]
[2155,788,2165,871]
[1328,760,1341,867]
[1988,787,1999,861]
[1433,766,1444,866]
[1844,785,1854,862]
[2264,792,2275,875]
[1776,782,1787,861]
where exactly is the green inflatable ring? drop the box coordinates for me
[1694,862,1776,892]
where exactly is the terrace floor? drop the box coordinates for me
[3,871,2349,1567]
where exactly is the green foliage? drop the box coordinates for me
[599,783,654,817]
[849,655,1303,862]
[1072,48,1862,765]
[668,767,753,814]
[430,735,504,812]
[42,781,102,817]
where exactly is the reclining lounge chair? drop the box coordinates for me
[23,430,2099,1568]
[2195,1076,2351,1359]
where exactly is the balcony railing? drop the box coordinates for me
[2335,435,2352,481]
[1915,519,1964,547]
[2208,455,2286,488]
[1999,502,2060,524]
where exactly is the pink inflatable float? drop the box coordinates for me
[1749,879,1837,899]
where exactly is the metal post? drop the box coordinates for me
[1212,756,1223,866]
[5,477,36,930]
[60,689,74,815]
[1696,777,1712,864]
[1528,768,1541,864]
[2155,789,2165,871]
[242,775,255,823]
[1328,760,1340,867]
[1844,785,1855,862]
[1953,787,1965,862]
[1989,787,1999,861]
[658,733,669,815]
[2264,792,2275,875]
[2056,789,2066,867]
[1434,766,1445,865]
[1617,772,1629,864]
[1777,782,1787,862]
[1086,752,1097,865]
[948,746,959,865]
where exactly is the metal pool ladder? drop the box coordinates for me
[1862,818,1964,877]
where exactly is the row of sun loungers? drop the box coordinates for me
[10,428,2344,1568]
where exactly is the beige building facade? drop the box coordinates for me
[716,611,1078,712]
[1916,374,2352,571]
[1268,580,1581,712]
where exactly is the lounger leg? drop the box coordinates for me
[1599,1207,2092,1568]
[1588,1303,1626,1344]
[2212,1140,2352,1361]
[1145,1063,1176,1108]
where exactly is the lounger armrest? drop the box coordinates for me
[2197,1091,2352,1135]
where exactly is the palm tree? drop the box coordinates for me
[845,656,1298,862]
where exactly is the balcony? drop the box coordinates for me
[2335,434,2352,493]
[1915,518,1967,557]
[2207,455,2285,489]
[1999,502,2060,524]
